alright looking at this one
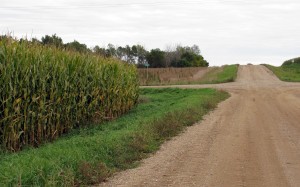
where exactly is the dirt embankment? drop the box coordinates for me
[100,65,300,187]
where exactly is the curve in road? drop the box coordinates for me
[100,65,300,187]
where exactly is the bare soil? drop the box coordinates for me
[100,65,300,187]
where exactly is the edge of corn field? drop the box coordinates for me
[0,39,139,151]
[0,88,229,186]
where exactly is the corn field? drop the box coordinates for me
[0,38,139,151]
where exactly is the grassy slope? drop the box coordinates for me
[197,64,238,84]
[138,65,239,85]
[264,64,300,82]
[0,88,229,186]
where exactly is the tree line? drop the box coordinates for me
[282,57,300,66]
[0,34,209,67]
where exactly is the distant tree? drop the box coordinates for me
[106,43,116,57]
[164,45,175,67]
[146,49,165,68]
[167,44,208,67]
[93,45,106,57]
[18,38,28,44]
[0,35,16,42]
[282,57,300,66]
[177,52,208,67]
[30,34,209,67]
[124,45,135,63]
[131,45,138,57]
[135,45,148,66]
[190,44,201,55]
[31,37,41,44]
[41,34,63,48]
[116,46,125,60]
[18,37,41,45]
[65,40,89,53]
[170,45,187,67]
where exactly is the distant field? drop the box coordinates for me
[264,64,300,82]
[138,65,239,85]
[138,67,210,85]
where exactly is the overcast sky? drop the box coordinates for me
[1,0,300,66]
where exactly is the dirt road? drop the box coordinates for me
[100,65,300,187]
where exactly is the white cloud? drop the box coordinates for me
[1,0,300,66]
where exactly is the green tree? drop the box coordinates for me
[93,45,106,57]
[136,45,148,66]
[116,46,125,60]
[146,49,165,68]
[106,43,116,57]
[124,45,135,63]
[167,44,208,67]
[282,57,300,66]
[31,38,41,44]
[41,34,63,48]
[65,40,89,53]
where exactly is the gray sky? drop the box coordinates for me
[1,0,300,66]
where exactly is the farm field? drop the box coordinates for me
[138,64,238,85]
[0,38,139,151]
[0,88,228,186]
[101,65,300,187]
[2,0,300,186]
[2,37,300,187]
[264,63,300,82]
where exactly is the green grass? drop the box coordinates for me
[197,64,239,84]
[0,88,229,186]
[264,64,300,82]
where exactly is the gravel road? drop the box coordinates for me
[100,65,300,187]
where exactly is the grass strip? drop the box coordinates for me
[0,88,229,186]
[264,64,300,82]
[197,64,239,84]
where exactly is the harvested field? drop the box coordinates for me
[138,67,211,85]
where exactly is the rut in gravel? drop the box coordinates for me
[100,65,300,187]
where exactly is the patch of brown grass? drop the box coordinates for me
[138,67,210,85]
[77,161,111,185]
